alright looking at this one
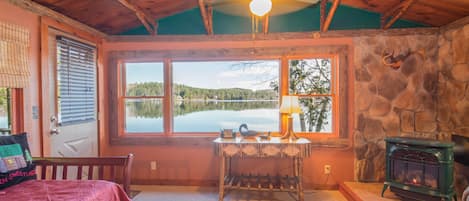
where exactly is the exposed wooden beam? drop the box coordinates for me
[322,0,340,32]
[7,0,107,38]
[381,0,416,30]
[106,27,439,43]
[207,2,213,34]
[263,14,270,34]
[198,0,213,35]
[116,0,157,35]
[320,0,327,31]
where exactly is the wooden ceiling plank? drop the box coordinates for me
[263,14,270,34]
[382,0,416,30]
[419,1,469,16]
[116,0,157,35]
[147,1,199,20]
[198,0,213,35]
[322,0,341,32]
[8,0,107,37]
[382,0,413,19]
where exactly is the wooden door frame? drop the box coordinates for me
[39,16,104,157]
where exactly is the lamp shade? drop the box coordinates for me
[279,96,302,114]
[249,0,272,16]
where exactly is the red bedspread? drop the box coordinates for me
[0,180,131,201]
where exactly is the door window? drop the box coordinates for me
[56,36,97,125]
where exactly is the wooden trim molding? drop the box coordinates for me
[7,88,25,134]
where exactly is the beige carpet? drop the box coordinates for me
[132,185,347,201]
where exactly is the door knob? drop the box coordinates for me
[50,128,60,135]
[50,116,57,123]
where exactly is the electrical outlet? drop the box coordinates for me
[150,161,157,170]
[324,165,331,174]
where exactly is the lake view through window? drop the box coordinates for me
[173,61,280,132]
[123,60,280,133]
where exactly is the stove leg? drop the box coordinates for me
[450,194,457,201]
[381,184,388,197]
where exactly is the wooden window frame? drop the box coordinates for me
[116,55,339,138]
[283,55,340,138]
[11,88,24,133]
[117,59,169,137]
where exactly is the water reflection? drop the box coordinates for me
[125,100,279,132]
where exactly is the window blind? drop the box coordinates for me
[0,21,30,88]
[56,36,96,125]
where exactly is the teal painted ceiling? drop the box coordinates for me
[121,3,425,35]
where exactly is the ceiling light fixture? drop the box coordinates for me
[249,0,272,17]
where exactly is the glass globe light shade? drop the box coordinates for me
[249,0,272,17]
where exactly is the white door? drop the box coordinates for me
[45,29,98,157]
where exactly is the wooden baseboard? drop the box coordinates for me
[339,182,362,201]
[131,179,338,190]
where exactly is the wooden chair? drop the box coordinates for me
[32,154,134,195]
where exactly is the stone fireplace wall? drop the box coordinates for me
[437,22,469,139]
[437,20,469,198]
[353,33,440,182]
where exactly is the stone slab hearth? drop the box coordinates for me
[339,182,400,201]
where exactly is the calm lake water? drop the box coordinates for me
[0,116,7,129]
[125,100,281,133]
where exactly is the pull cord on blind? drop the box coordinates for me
[56,36,96,125]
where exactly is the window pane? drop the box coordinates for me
[125,98,163,133]
[289,58,331,94]
[173,60,280,132]
[125,62,164,96]
[56,37,96,125]
[292,97,332,133]
[0,88,10,133]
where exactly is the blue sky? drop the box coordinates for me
[126,60,280,91]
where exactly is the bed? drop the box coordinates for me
[0,154,134,201]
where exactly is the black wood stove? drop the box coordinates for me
[382,137,456,201]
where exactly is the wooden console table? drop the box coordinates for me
[213,137,312,201]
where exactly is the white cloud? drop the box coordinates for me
[217,64,278,78]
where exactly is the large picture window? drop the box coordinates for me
[172,60,279,132]
[118,56,337,136]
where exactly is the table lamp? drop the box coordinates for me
[279,95,302,140]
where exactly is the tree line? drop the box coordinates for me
[0,88,8,113]
[126,100,278,118]
[127,82,278,100]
